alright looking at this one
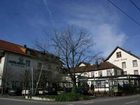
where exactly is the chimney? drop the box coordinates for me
[24,44,27,48]
[43,50,46,54]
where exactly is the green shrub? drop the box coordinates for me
[55,92,89,101]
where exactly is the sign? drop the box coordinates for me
[8,57,26,67]
[114,58,127,62]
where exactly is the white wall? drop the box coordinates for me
[76,68,122,78]
[94,88,109,92]
[79,63,86,67]
[0,56,6,86]
[107,48,140,75]
[94,69,114,77]
[76,71,92,78]
[1,52,60,88]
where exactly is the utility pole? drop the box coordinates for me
[31,67,34,95]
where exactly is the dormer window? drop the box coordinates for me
[116,52,121,58]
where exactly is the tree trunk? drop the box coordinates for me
[71,77,77,93]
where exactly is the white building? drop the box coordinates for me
[0,40,62,93]
[74,62,123,92]
[72,47,140,93]
[76,62,122,78]
[106,46,140,75]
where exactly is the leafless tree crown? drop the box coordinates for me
[52,27,94,70]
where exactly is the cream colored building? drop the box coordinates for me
[106,47,140,75]
[0,40,62,92]
[72,47,140,93]
[75,62,123,90]
[76,62,122,78]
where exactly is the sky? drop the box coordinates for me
[0,0,140,57]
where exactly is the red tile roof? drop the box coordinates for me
[73,62,122,73]
[0,40,60,63]
[0,40,26,55]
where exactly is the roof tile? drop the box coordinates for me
[73,62,122,73]
[0,40,26,55]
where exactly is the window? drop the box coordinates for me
[26,60,30,67]
[26,51,31,55]
[122,62,126,68]
[134,70,139,75]
[96,80,105,88]
[96,81,101,88]
[48,64,51,69]
[98,71,102,77]
[116,52,121,58]
[124,71,127,75]
[133,60,138,67]
[107,70,111,76]
[37,63,42,69]
[0,50,4,59]
[91,72,94,77]
[11,81,20,89]
[0,51,3,63]
[0,58,1,63]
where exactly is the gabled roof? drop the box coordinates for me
[105,46,140,61]
[0,40,26,55]
[73,62,122,73]
[0,39,61,63]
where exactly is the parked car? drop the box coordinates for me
[8,88,22,96]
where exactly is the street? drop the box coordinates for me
[0,94,140,105]
[86,94,140,105]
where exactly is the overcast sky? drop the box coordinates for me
[0,0,140,57]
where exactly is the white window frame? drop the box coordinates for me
[133,60,138,67]
[116,52,121,58]
[124,71,127,75]
[98,71,102,77]
[107,70,112,76]
[134,70,139,75]
[122,62,126,69]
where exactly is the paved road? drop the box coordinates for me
[0,94,140,105]
[85,94,140,105]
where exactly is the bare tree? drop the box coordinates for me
[34,40,48,52]
[52,26,95,92]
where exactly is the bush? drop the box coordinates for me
[55,92,89,101]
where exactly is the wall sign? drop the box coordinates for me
[8,57,25,67]
[114,58,127,62]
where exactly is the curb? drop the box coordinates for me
[25,96,55,101]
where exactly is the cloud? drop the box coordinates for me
[64,2,127,57]
[93,24,126,57]
[28,0,127,57]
